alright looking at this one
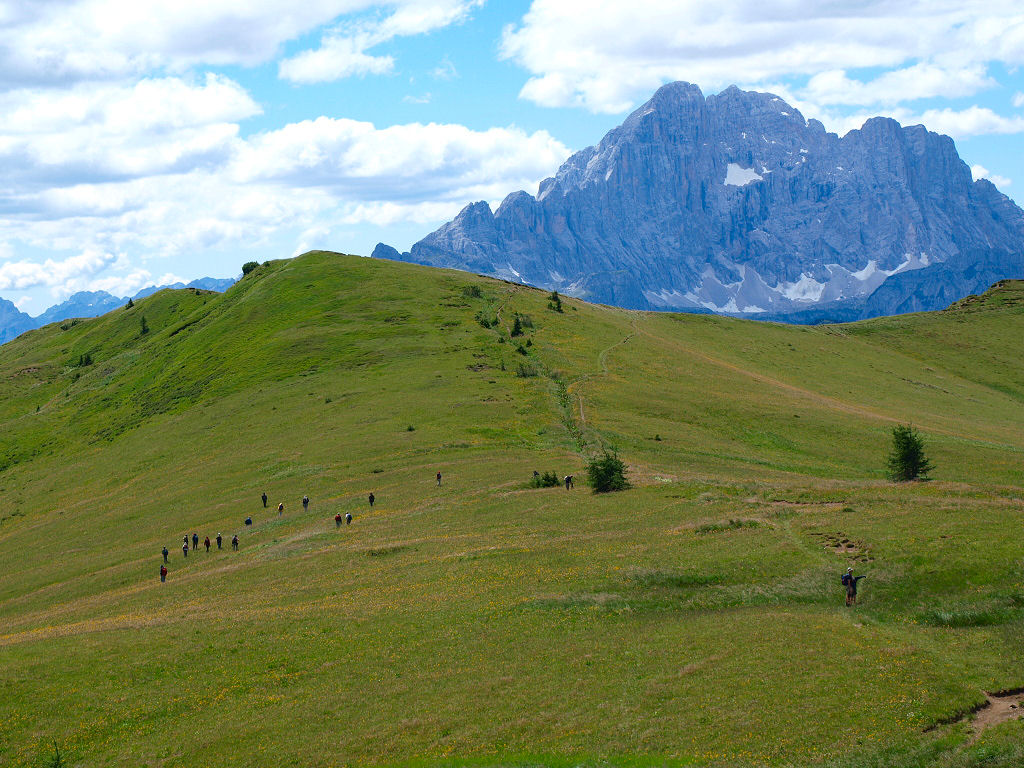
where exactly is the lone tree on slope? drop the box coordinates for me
[587,449,631,493]
[886,424,933,481]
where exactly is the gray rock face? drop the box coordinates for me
[374,82,1024,319]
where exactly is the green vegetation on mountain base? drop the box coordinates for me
[0,253,1022,767]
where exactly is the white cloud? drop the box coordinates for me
[1014,92,1024,108]
[0,0,377,86]
[230,117,570,204]
[971,164,1012,189]
[279,0,481,83]
[431,55,458,80]
[501,1,1024,113]
[0,74,259,183]
[13,296,33,310]
[804,64,994,106]
[0,249,118,291]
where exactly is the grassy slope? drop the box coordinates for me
[0,252,1022,767]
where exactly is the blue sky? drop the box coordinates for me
[2,0,1024,314]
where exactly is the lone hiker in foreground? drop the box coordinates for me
[368,493,375,508]
[564,474,574,490]
[842,568,866,606]
[436,471,442,487]
[278,502,284,516]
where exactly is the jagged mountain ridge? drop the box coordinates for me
[0,277,236,345]
[374,82,1024,319]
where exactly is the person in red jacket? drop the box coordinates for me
[204,536,211,553]
[160,565,167,582]
[335,513,342,528]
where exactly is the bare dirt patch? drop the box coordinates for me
[809,531,874,562]
[970,690,1024,742]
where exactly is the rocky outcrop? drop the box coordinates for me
[374,82,1024,319]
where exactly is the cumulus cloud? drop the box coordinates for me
[230,117,570,203]
[0,249,118,291]
[501,1,1024,113]
[0,74,259,184]
[279,0,481,83]
[0,0,375,86]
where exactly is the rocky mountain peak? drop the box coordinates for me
[373,83,1024,321]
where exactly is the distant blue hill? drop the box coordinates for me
[0,277,236,345]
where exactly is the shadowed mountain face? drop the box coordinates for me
[374,82,1024,320]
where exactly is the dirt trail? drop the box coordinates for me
[969,690,1024,743]
[572,316,638,426]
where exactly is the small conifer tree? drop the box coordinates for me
[140,315,149,335]
[548,290,563,312]
[886,424,933,481]
[125,298,134,309]
[510,314,524,337]
[587,449,631,493]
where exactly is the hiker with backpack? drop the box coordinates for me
[278,502,284,516]
[232,534,239,551]
[303,495,309,511]
[564,475,574,490]
[160,565,167,582]
[842,568,865,606]
[245,516,252,526]
[204,536,211,553]
[436,471,442,486]
[192,533,199,551]
[368,493,375,508]
[335,513,342,528]
[162,546,169,563]
[183,541,188,558]
[216,533,222,550]
[345,513,352,525]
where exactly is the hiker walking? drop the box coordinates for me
[278,502,284,516]
[302,495,309,511]
[160,565,167,582]
[162,546,169,563]
[261,492,267,508]
[368,493,375,508]
[345,512,352,525]
[231,534,239,551]
[842,568,866,606]
[204,536,211,553]
[216,533,222,550]
[564,474,574,490]
[192,533,199,551]
[183,541,189,558]
[436,471,442,486]
[335,513,342,528]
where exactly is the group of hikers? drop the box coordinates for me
[157,481,406,582]
[157,472,866,604]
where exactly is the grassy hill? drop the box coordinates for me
[1,252,1023,767]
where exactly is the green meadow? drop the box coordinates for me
[0,251,1022,767]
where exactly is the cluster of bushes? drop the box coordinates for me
[531,471,561,488]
